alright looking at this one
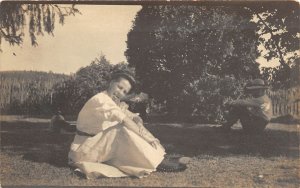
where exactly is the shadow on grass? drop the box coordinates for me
[1,121,74,167]
[148,124,299,158]
[0,121,299,168]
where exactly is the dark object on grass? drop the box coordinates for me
[157,157,187,172]
[73,169,87,179]
[50,111,76,133]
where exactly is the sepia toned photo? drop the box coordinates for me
[0,0,299,187]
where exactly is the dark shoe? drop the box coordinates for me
[73,169,87,179]
[157,158,187,172]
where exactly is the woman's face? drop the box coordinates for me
[107,78,132,101]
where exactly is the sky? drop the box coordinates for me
[0,5,280,75]
[0,5,142,74]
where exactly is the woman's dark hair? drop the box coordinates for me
[110,71,136,90]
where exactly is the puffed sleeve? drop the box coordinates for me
[77,92,130,133]
[97,102,127,123]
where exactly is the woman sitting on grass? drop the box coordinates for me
[68,71,166,179]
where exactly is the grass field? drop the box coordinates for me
[0,116,299,187]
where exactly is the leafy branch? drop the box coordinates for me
[256,13,289,69]
[0,3,81,51]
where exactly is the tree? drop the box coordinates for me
[248,2,300,89]
[248,1,299,68]
[0,71,68,115]
[126,5,261,121]
[262,58,300,90]
[0,2,80,51]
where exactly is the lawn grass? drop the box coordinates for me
[0,117,299,187]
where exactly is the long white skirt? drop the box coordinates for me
[68,125,166,179]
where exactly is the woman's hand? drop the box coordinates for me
[122,117,161,150]
[149,139,161,149]
[119,102,129,110]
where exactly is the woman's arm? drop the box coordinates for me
[106,98,161,148]
[122,117,158,145]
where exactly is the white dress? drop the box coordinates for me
[68,91,165,179]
